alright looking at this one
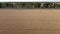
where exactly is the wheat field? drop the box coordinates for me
[0,9,60,34]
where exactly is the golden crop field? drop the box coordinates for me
[0,9,60,34]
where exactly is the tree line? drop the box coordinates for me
[0,2,60,8]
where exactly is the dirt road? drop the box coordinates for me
[0,9,60,34]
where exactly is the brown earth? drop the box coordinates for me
[0,9,60,34]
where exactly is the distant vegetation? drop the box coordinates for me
[0,2,60,8]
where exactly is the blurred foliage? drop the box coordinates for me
[0,2,60,8]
